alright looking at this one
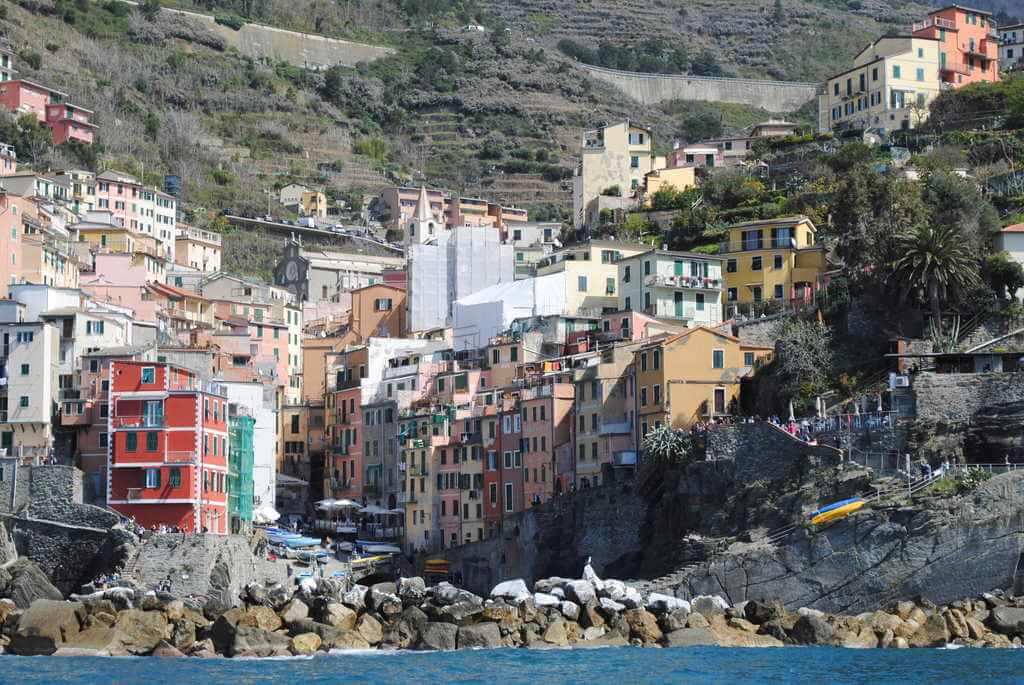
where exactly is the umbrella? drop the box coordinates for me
[788,400,795,422]
[361,504,388,516]
[253,505,280,523]
[335,499,363,510]
[315,499,339,511]
[876,393,883,412]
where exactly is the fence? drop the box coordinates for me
[807,411,896,435]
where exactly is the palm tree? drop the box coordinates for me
[889,223,979,328]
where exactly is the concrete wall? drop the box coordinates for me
[913,372,1024,424]
[158,6,393,69]
[580,64,818,113]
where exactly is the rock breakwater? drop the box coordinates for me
[2,564,1023,657]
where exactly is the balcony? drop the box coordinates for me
[111,415,165,429]
[719,236,796,253]
[600,421,632,436]
[963,41,994,60]
[612,451,637,467]
[913,16,955,32]
[398,491,417,504]
[940,60,970,76]
[644,274,722,291]
[164,451,196,464]
[409,464,429,477]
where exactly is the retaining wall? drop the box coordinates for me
[579,64,818,112]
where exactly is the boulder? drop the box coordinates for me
[581,626,606,641]
[990,606,1024,636]
[114,609,169,654]
[490,579,531,605]
[686,612,711,629]
[457,622,501,649]
[646,593,690,615]
[246,605,282,632]
[287,618,339,642]
[8,600,84,656]
[623,609,662,644]
[542,617,568,646]
[64,625,130,656]
[356,614,383,645]
[322,603,357,631]
[169,618,196,652]
[664,627,718,647]
[560,601,580,622]
[582,561,605,593]
[789,614,833,645]
[326,630,371,651]
[565,580,596,606]
[621,586,644,609]
[401,605,429,632]
[599,597,625,615]
[744,600,783,625]
[533,578,571,594]
[341,585,368,612]
[659,608,692,633]
[418,621,458,651]
[601,579,627,602]
[909,613,950,648]
[0,559,63,609]
[231,626,292,658]
[481,601,521,631]
[151,640,185,657]
[579,600,605,629]
[436,600,484,625]
[533,593,560,608]
[163,600,185,622]
[371,591,403,620]
[691,595,729,618]
[279,599,309,625]
[290,632,322,655]
[945,609,969,640]
[397,577,426,604]
[550,588,565,600]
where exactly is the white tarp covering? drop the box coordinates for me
[451,272,566,350]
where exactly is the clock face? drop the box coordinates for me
[286,261,299,281]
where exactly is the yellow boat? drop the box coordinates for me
[811,499,865,525]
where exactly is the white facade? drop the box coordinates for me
[8,284,84,322]
[1000,24,1024,71]
[1,321,59,452]
[617,251,724,327]
[452,272,567,350]
[218,381,279,510]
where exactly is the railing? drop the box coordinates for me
[409,465,429,477]
[164,451,196,464]
[111,415,165,429]
[332,444,350,456]
[807,411,896,435]
[644,274,723,290]
[940,60,971,75]
[719,236,797,253]
[913,16,955,31]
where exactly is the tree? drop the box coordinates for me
[772,319,833,403]
[677,111,722,143]
[642,425,695,466]
[889,223,980,326]
[981,251,1024,301]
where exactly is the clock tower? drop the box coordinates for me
[273,236,310,302]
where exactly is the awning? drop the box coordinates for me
[113,391,169,400]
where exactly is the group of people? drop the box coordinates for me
[92,572,121,589]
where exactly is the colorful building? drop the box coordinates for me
[227,408,255,533]
[175,226,222,273]
[912,5,999,87]
[617,250,724,327]
[536,240,650,316]
[1000,23,1024,71]
[719,216,827,316]
[107,361,230,534]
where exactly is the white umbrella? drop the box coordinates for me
[315,499,339,511]
[335,499,363,510]
[253,505,280,523]
[361,504,387,516]
[788,400,795,422]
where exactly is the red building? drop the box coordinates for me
[107,361,229,534]
[484,405,523,536]
[0,81,96,145]
[912,5,1000,88]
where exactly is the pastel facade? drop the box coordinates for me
[999,23,1024,71]
[536,240,650,316]
[912,5,999,87]
[175,226,222,273]
[617,250,724,327]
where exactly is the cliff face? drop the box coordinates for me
[665,472,1024,613]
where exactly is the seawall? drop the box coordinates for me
[578,64,818,112]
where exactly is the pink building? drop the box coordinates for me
[0,81,96,145]
[0,80,52,120]
[520,382,574,508]
[44,102,96,145]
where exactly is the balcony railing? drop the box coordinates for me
[644,274,722,290]
[165,451,196,464]
[719,236,797,253]
[111,415,165,429]
[940,61,971,76]
[913,16,955,31]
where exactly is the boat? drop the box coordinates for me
[810,498,865,525]
[361,543,402,555]
[271,535,322,548]
[809,498,863,519]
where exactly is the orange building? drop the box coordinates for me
[912,5,999,87]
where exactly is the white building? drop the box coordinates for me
[1000,23,1024,71]
[617,250,724,327]
[303,249,404,303]
[0,316,59,458]
[217,380,279,510]
[451,272,567,350]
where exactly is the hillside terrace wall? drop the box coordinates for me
[913,371,1024,424]
[706,423,842,482]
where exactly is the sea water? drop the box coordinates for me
[1,646,1021,684]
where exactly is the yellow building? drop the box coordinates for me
[642,166,697,206]
[573,121,666,230]
[719,216,826,316]
[818,36,942,133]
[536,240,650,316]
[634,327,772,438]
[300,190,328,219]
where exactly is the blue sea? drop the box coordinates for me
[1,647,1021,684]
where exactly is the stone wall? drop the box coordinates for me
[159,6,393,68]
[580,64,818,112]
[732,317,784,348]
[707,423,842,482]
[913,372,1024,424]
[130,533,286,604]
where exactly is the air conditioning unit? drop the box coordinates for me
[892,375,910,388]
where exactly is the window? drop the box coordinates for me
[640,387,648,407]
[773,254,783,269]
[774,284,784,299]
[744,352,755,366]
[917,48,923,59]
[653,349,661,370]
[489,483,497,505]
[169,468,181,488]
[916,68,924,82]
[727,288,737,301]
[630,155,639,169]
[624,296,631,311]
[86,320,105,335]
[605,277,615,295]
[126,432,138,451]
[893,65,901,79]
[751,256,762,271]
[644,261,651,276]
[15,331,33,343]
[752,286,763,302]
[141,367,155,384]
[623,265,631,283]
[146,432,158,451]
[833,82,839,96]
[504,483,514,512]
[375,298,393,311]
[714,388,726,415]
[577,276,587,292]
[510,346,518,362]
[644,292,651,311]
[640,351,648,372]
[653,385,661,405]
[726,259,736,273]
[99,433,108,448]
[89,359,100,373]
[18,396,28,408]
[145,468,160,488]
[19,363,28,375]
[712,350,725,369]
[628,132,645,145]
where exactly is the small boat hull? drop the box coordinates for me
[811,500,865,525]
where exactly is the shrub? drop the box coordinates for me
[19,50,42,70]
[353,137,391,163]
[600,185,621,197]
[214,14,245,31]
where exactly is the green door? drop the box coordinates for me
[674,291,683,318]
